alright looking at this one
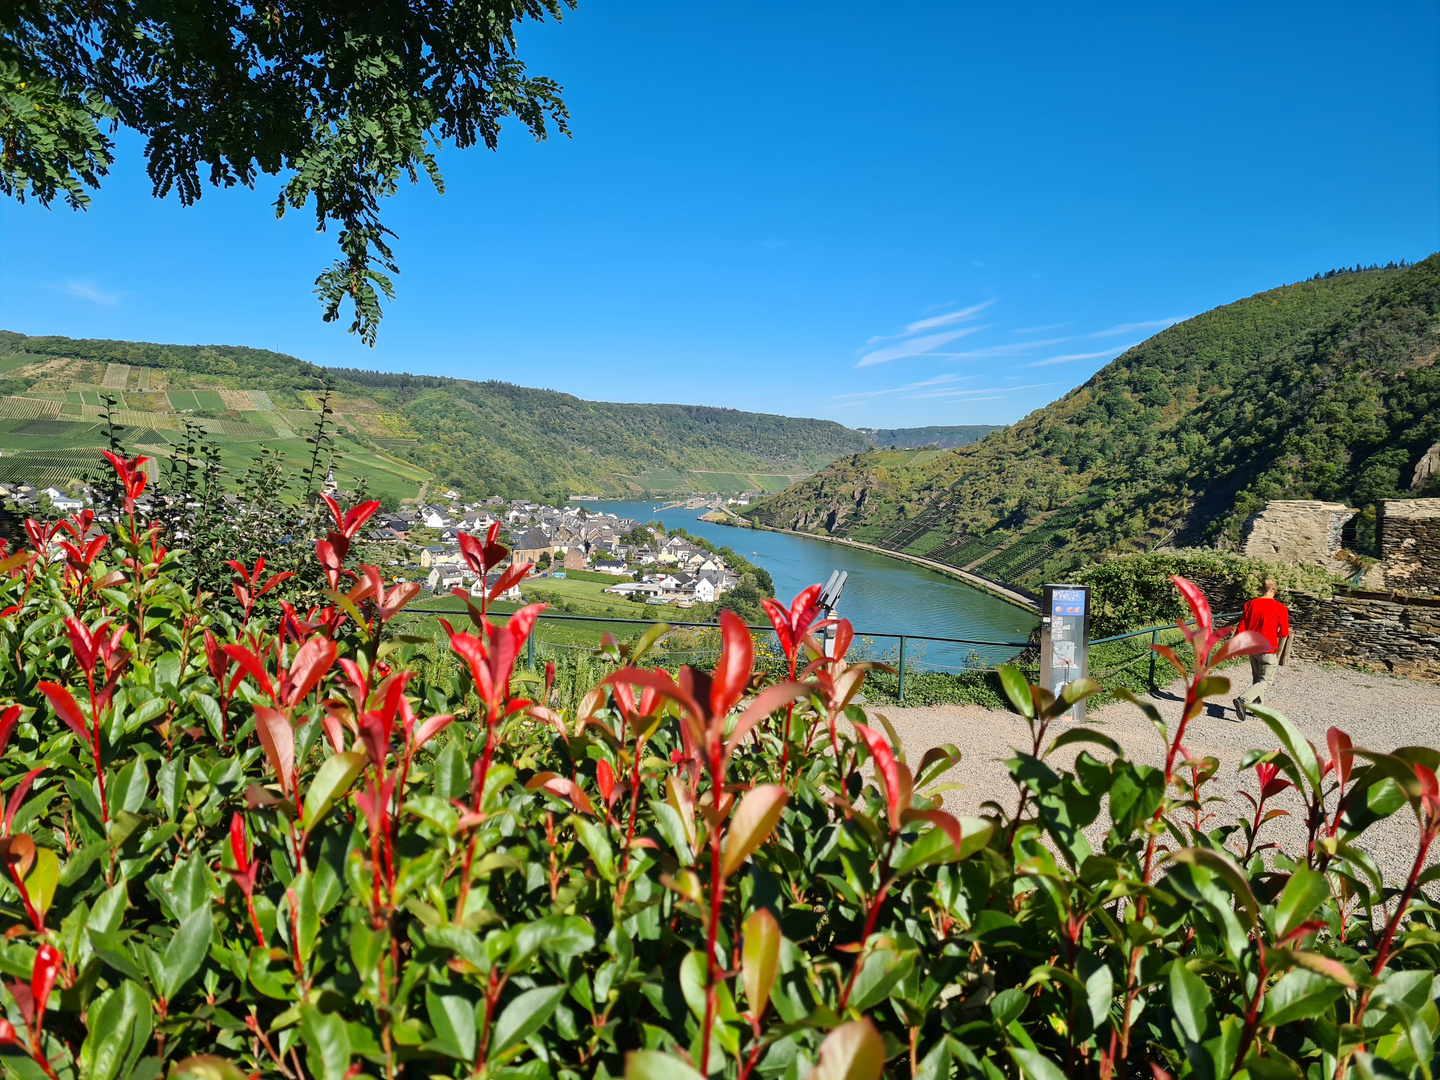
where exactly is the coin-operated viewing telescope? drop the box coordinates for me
[1039,583,1091,723]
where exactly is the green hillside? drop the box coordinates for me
[0,333,873,502]
[858,425,999,449]
[746,256,1440,590]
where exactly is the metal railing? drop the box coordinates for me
[403,607,1034,702]
[400,606,1241,701]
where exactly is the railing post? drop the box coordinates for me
[1148,629,1158,692]
[898,636,907,703]
[528,634,535,671]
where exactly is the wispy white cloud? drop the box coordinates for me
[829,374,978,402]
[1084,317,1186,338]
[1024,345,1138,367]
[902,299,995,336]
[1014,322,1072,334]
[944,336,1073,361]
[65,280,119,307]
[856,325,988,368]
[900,381,1057,400]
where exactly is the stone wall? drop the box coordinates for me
[1239,500,1356,567]
[1289,588,1440,681]
[1378,498,1440,596]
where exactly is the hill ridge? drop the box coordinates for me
[745,256,1440,589]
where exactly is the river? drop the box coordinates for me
[584,501,1038,671]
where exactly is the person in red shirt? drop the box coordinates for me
[1232,577,1290,721]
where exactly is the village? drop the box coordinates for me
[375,492,743,607]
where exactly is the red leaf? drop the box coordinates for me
[412,714,454,748]
[222,644,276,702]
[31,943,60,1033]
[596,760,615,804]
[315,538,344,588]
[229,812,249,875]
[284,636,337,707]
[488,562,531,603]
[203,630,230,684]
[37,682,91,745]
[321,494,345,534]
[1327,727,1354,790]
[506,603,546,653]
[342,500,382,538]
[1171,575,1213,632]
[0,706,21,757]
[724,683,810,758]
[711,610,754,720]
[602,668,703,726]
[525,772,595,816]
[760,598,794,658]
[253,705,295,792]
[1213,629,1272,664]
[256,571,295,599]
[854,723,903,827]
[900,807,963,853]
[833,618,854,661]
[4,768,44,835]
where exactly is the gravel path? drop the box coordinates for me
[869,660,1440,886]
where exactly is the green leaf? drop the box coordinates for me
[1044,727,1122,759]
[1273,865,1330,940]
[1263,968,1346,1026]
[1009,1047,1067,1080]
[489,984,565,1061]
[88,881,128,935]
[625,1050,705,1080]
[998,665,1034,718]
[1170,961,1214,1044]
[155,758,185,820]
[1166,848,1259,929]
[160,902,211,1000]
[425,989,477,1061]
[1249,706,1321,792]
[112,757,150,815]
[302,751,366,830]
[511,915,595,969]
[81,981,152,1080]
[88,929,147,985]
[287,872,320,964]
[26,848,59,922]
[298,1005,352,1080]
[573,817,616,883]
[742,908,781,1019]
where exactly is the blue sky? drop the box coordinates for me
[2,1,1436,429]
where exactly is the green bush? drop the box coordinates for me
[0,453,1434,1080]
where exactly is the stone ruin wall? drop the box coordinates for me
[1379,498,1440,597]
[1289,589,1440,681]
[1239,500,1357,569]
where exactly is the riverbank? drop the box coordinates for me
[737,521,1038,611]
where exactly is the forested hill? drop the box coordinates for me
[857,425,999,449]
[745,256,1440,590]
[0,333,871,501]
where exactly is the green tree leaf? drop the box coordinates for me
[159,902,211,1000]
[299,1005,352,1080]
[489,984,565,1061]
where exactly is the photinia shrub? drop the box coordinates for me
[0,451,1433,1080]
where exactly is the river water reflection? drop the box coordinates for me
[585,501,1038,671]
